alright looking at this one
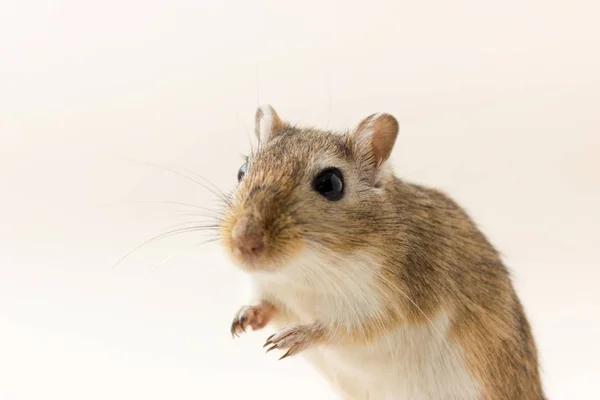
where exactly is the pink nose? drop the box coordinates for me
[231,217,265,257]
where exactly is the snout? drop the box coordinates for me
[230,217,265,260]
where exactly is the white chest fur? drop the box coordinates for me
[304,313,480,400]
[251,251,480,400]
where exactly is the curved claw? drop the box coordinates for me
[262,325,314,360]
[265,344,278,353]
[230,316,246,338]
[263,333,276,347]
[230,304,274,339]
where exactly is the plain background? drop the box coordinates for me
[1,1,599,399]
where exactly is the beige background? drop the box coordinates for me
[1,1,599,398]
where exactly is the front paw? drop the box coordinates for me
[230,303,274,337]
[263,324,321,360]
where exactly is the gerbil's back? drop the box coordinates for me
[387,180,545,399]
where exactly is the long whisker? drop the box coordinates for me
[124,200,223,214]
[101,200,224,220]
[123,158,231,206]
[157,220,221,231]
[235,112,255,158]
[256,66,260,107]
[326,70,332,129]
[122,202,224,221]
[113,225,219,268]
[166,211,223,221]
[163,162,232,205]
[153,237,220,269]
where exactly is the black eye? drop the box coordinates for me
[313,168,344,201]
[237,162,248,182]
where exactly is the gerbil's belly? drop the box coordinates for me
[302,318,481,400]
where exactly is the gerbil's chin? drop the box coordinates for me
[229,249,277,273]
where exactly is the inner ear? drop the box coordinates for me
[349,112,399,168]
[255,104,283,143]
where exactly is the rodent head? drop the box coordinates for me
[220,105,399,273]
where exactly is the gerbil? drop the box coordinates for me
[221,105,545,399]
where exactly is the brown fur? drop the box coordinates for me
[221,107,545,399]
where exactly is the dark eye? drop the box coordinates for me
[237,162,248,182]
[313,168,344,201]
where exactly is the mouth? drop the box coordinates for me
[230,247,264,270]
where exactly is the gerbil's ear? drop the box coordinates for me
[348,112,399,174]
[255,105,283,143]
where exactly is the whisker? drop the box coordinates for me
[256,66,260,107]
[153,237,220,269]
[326,70,332,129]
[123,158,231,206]
[235,112,255,158]
[124,200,223,214]
[123,201,224,221]
[157,220,221,231]
[164,162,233,205]
[113,225,219,268]
[167,211,223,221]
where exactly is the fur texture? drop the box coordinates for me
[221,106,545,399]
